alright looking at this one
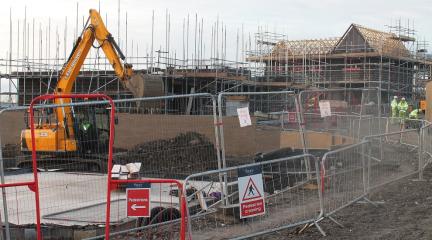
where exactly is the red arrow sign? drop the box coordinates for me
[127,188,150,217]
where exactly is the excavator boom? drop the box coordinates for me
[21,9,145,154]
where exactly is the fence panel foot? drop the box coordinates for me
[313,220,326,237]
[328,215,344,228]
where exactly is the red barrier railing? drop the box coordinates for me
[107,179,187,240]
[28,94,187,239]
[29,93,115,240]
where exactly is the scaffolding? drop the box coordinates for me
[246,23,432,103]
[0,5,259,106]
[0,5,431,107]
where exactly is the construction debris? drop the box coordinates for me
[111,162,142,179]
[114,132,218,179]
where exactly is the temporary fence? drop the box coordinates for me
[420,121,432,180]
[0,105,34,240]
[298,88,381,142]
[28,94,196,239]
[0,93,219,239]
[183,125,429,238]
[319,141,369,219]
[103,93,217,239]
[111,93,220,180]
[217,91,303,169]
[315,128,423,235]
[1,89,432,239]
[183,154,322,239]
[30,94,116,240]
[102,179,187,240]
[364,130,421,190]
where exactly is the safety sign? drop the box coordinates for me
[126,187,150,217]
[287,112,297,123]
[319,100,332,117]
[238,165,265,218]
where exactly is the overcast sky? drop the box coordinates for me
[1,0,432,101]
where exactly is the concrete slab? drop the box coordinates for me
[0,172,221,226]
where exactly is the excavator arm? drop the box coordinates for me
[56,9,136,95]
[54,9,142,139]
[21,9,145,153]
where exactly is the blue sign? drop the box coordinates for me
[127,182,151,189]
[238,165,262,177]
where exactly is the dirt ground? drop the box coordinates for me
[259,165,432,240]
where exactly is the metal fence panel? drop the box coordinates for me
[0,106,40,240]
[184,154,321,239]
[0,93,218,239]
[0,107,34,184]
[102,179,187,240]
[298,88,381,143]
[217,91,302,169]
[104,93,218,239]
[113,94,220,179]
[420,122,432,180]
[29,94,116,240]
[364,130,420,190]
[1,87,432,239]
[319,142,368,217]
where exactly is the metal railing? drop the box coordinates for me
[319,141,369,219]
[183,154,322,239]
[0,89,431,239]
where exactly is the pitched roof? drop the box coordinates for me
[247,23,414,62]
[333,24,411,57]
[271,38,339,57]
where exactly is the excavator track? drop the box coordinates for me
[15,152,127,173]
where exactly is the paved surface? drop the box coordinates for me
[0,172,192,226]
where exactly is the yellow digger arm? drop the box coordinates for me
[56,9,133,95]
[54,9,142,139]
[22,9,148,153]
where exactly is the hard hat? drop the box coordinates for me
[394,96,398,99]
[401,97,406,100]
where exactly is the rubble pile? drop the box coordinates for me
[115,132,218,179]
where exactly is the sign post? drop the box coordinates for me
[237,166,265,218]
[126,183,151,218]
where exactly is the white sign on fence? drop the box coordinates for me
[237,107,252,127]
[319,100,332,117]
[238,165,265,218]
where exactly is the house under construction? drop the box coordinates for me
[247,24,432,103]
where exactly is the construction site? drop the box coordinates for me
[1,8,432,107]
[1,1,432,240]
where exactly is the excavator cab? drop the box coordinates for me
[22,104,112,155]
[72,105,111,155]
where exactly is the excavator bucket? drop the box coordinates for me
[126,73,146,98]
[125,73,165,98]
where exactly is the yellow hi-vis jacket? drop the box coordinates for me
[409,109,420,119]
[398,101,408,113]
[391,99,398,110]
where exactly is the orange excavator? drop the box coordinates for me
[19,9,147,170]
